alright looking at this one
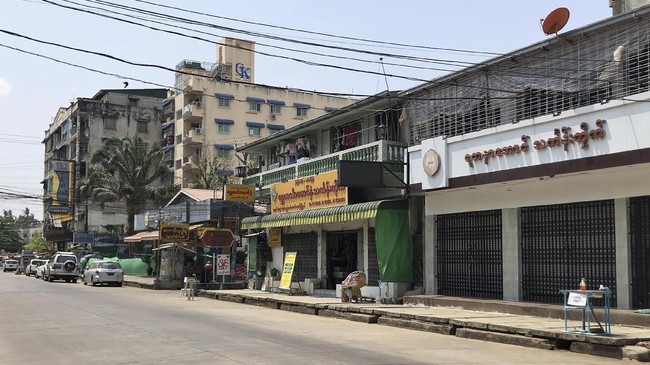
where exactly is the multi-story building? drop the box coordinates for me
[237,92,413,299]
[407,3,650,309]
[168,37,355,187]
[42,89,167,250]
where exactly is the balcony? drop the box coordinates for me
[182,102,203,122]
[181,156,199,170]
[242,139,407,187]
[182,128,204,145]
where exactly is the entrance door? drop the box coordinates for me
[630,196,650,309]
[326,232,357,289]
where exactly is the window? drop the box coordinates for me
[217,149,230,158]
[137,120,148,133]
[218,98,231,108]
[218,123,231,133]
[270,104,282,114]
[249,101,261,112]
[296,107,308,117]
[104,117,117,130]
[249,126,261,136]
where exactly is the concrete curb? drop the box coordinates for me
[195,290,650,362]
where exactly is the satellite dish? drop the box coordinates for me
[541,7,570,35]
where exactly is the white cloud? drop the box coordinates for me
[0,78,12,96]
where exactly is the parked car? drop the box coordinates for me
[25,259,46,276]
[44,252,78,283]
[3,259,18,272]
[82,261,123,287]
[35,260,49,279]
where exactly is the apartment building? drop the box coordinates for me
[42,89,167,250]
[167,38,355,187]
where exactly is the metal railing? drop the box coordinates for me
[242,139,407,187]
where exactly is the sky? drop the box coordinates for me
[0,0,613,220]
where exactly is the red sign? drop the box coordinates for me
[200,229,235,248]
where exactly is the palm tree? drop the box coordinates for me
[79,136,168,233]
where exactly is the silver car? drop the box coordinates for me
[3,259,18,272]
[26,259,46,276]
[82,261,123,287]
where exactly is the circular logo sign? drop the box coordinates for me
[422,149,440,176]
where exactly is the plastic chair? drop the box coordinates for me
[180,276,197,300]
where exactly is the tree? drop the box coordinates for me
[25,232,47,253]
[15,208,42,229]
[0,213,22,253]
[79,136,168,234]
[190,147,234,190]
[150,182,181,208]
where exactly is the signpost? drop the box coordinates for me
[200,228,235,248]
[279,252,297,291]
[217,253,230,289]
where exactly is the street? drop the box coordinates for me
[0,273,623,365]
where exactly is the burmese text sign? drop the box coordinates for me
[270,170,347,214]
[279,252,297,290]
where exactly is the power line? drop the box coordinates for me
[130,0,502,57]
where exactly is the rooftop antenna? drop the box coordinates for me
[540,7,572,43]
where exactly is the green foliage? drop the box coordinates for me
[79,136,168,233]
[15,208,41,229]
[150,183,181,208]
[0,214,22,252]
[24,232,47,253]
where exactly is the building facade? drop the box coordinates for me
[406,7,650,309]
[238,93,417,299]
[167,38,355,187]
[42,89,168,250]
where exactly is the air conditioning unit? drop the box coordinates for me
[194,128,203,134]
[193,101,202,108]
[270,113,277,120]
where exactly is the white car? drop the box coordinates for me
[44,252,78,283]
[82,261,123,287]
[3,259,18,272]
[36,260,49,279]
[25,259,46,276]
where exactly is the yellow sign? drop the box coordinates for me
[267,228,282,247]
[279,251,297,290]
[270,170,347,214]
[224,184,255,203]
[159,222,189,240]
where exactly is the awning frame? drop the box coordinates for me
[240,200,386,229]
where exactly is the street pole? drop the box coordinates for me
[212,252,216,283]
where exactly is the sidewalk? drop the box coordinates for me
[123,275,650,361]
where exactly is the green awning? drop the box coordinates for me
[240,201,384,229]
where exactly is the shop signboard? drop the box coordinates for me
[279,251,297,290]
[270,170,347,214]
[159,222,189,240]
[224,184,255,203]
[216,254,230,275]
[200,228,235,248]
[267,228,282,247]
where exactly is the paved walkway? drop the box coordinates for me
[123,275,650,361]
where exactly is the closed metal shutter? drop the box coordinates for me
[367,228,379,286]
[521,200,616,305]
[630,196,650,309]
[436,210,503,299]
[282,232,318,282]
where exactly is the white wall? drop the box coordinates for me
[410,91,650,190]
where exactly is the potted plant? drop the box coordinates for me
[246,160,260,176]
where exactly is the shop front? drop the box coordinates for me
[409,95,650,309]
[241,169,414,300]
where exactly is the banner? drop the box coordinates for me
[49,160,74,222]
[270,170,347,213]
[279,251,297,290]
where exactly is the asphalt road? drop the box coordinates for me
[0,272,623,365]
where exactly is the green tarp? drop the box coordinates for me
[375,200,412,282]
[87,257,150,276]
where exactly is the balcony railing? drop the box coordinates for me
[182,128,204,145]
[182,102,203,122]
[242,139,407,187]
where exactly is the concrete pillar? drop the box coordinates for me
[317,225,324,286]
[615,198,632,309]
[502,208,521,301]
[424,213,437,294]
